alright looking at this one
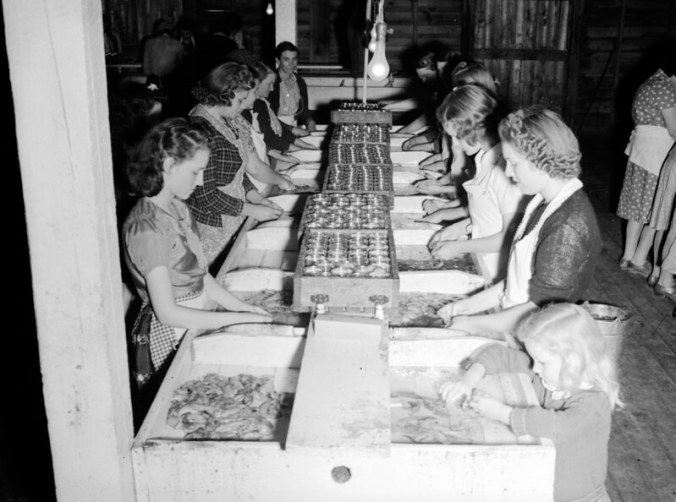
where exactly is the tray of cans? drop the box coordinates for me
[293,228,399,310]
[299,192,391,233]
[331,123,390,145]
[322,163,394,205]
[328,143,391,165]
[330,101,392,125]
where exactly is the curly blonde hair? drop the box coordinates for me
[498,106,581,179]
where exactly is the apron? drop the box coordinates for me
[500,178,583,309]
[190,104,249,242]
[624,125,674,176]
[463,146,505,281]
[248,110,272,192]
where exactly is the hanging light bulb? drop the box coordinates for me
[367,23,377,53]
[266,2,274,15]
[367,22,390,82]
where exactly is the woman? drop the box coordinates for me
[268,41,316,131]
[187,62,290,264]
[438,106,602,334]
[424,84,528,283]
[242,61,316,170]
[123,118,272,388]
[617,52,676,278]
[650,143,676,300]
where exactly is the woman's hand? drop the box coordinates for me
[429,221,468,245]
[262,198,284,212]
[467,390,512,424]
[415,180,457,195]
[292,127,309,137]
[422,198,448,215]
[419,153,442,168]
[249,203,283,221]
[294,139,318,150]
[277,174,296,191]
[243,304,272,317]
[420,211,447,224]
[437,299,475,326]
[429,240,465,260]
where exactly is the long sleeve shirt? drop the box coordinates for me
[471,344,612,502]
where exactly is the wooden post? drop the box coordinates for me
[2,1,135,501]
[275,0,297,45]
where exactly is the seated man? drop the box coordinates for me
[268,41,316,131]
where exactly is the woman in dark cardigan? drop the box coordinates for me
[438,106,602,334]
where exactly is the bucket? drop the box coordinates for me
[580,302,632,366]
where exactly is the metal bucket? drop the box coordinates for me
[580,302,632,366]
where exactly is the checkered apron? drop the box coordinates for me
[131,290,204,385]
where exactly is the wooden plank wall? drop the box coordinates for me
[295,0,462,75]
[574,0,676,136]
[470,0,571,114]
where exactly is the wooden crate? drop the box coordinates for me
[131,325,556,502]
[298,192,392,235]
[330,109,392,125]
[293,228,400,310]
[321,164,394,208]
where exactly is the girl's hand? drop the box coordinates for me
[467,390,512,424]
[429,240,464,260]
[439,380,475,408]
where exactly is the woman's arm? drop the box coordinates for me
[450,301,539,335]
[437,281,505,325]
[398,115,428,134]
[430,210,521,258]
[146,267,272,329]
[203,274,268,314]
[245,151,295,190]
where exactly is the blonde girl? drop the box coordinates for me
[440,303,622,502]
[423,83,528,283]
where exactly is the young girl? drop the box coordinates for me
[416,60,498,187]
[440,303,622,502]
[423,84,528,283]
[123,118,272,390]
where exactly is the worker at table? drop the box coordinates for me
[438,106,602,334]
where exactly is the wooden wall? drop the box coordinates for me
[295,0,463,75]
[574,0,676,137]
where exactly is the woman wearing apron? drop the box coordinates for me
[618,54,676,281]
[424,84,528,284]
[187,62,287,265]
[123,118,272,400]
[438,107,602,334]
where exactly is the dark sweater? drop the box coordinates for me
[267,71,313,126]
[472,344,611,502]
[523,189,601,306]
